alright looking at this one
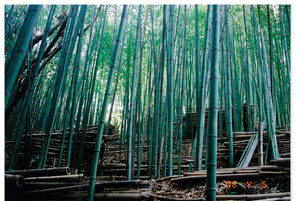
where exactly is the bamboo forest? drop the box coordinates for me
[4,4,291,201]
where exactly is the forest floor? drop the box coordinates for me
[5,124,290,200]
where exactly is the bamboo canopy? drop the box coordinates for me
[5,4,290,201]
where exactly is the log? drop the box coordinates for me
[171,173,260,184]
[95,180,143,191]
[259,170,290,176]
[184,169,259,177]
[20,184,89,195]
[6,167,71,177]
[216,192,290,200]
[56,192,155,201]
[94,175,127,181]
[5,174,24,187]
[275,130,290,134]
[24,174,84,182]
[157,196,205,201]
[280,153,290,157]
[260,165,283,170]
[20,180,144,195]
[94,192,155,201]
[270,158,290,167]
[21,181,83,190]
[256,197,290,201]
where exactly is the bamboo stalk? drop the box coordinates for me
[205,5,220,201]
[5,5,42,108]
[6,167,70,177]
[216,192,290,200]
[88,6,129,201]
[24,174,84,182]
[258,121,266,166]
[5,174,24,187]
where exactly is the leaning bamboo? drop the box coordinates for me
[58,5,86,167]
[5,5,42,108]
[37,6,79,168]
[8,5,55,170]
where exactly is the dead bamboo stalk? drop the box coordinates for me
[171,173,260,184]
[6,167,71,177]
[5,174,24,187]
[216,192,290,200]
[55,192,155,201]
[21,181,83,191]
[258,121,266,166]
[21,180,143,195]
[270,158,290,167]
[256,197,290,201]
[157,196,205,201]
[24,174,84,182]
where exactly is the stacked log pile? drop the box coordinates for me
[153,165,290,200]
[6,123,289,181]
[5,166,290,201]
[6,167,153,201]
[98,138,200,178]
[5,167,84,200]
[96,128,290,179]
[218,130,290,168]
[5,125,119,172]
[5,109,290,200]
[180,104,254,139]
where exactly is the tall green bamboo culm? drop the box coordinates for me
[242,5,252,132]
[279,5,290,85]
[8,5,55,170]
[126,5,141,180]
[37,6,79,169]
[195,5,211,171]
[178,5,186,176]
[189,5,200,172]
[5,5,42,108]
[58,5,87,167]
[76,6,108,171]
[88,5,128,201]
[224,5,233,167]
[66,6,97,167]
[168,5,175,177]
[257,8,279,161]
[206,5,220,201]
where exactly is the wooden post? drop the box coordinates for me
[258,121,266,166]
[53,157,56,167]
